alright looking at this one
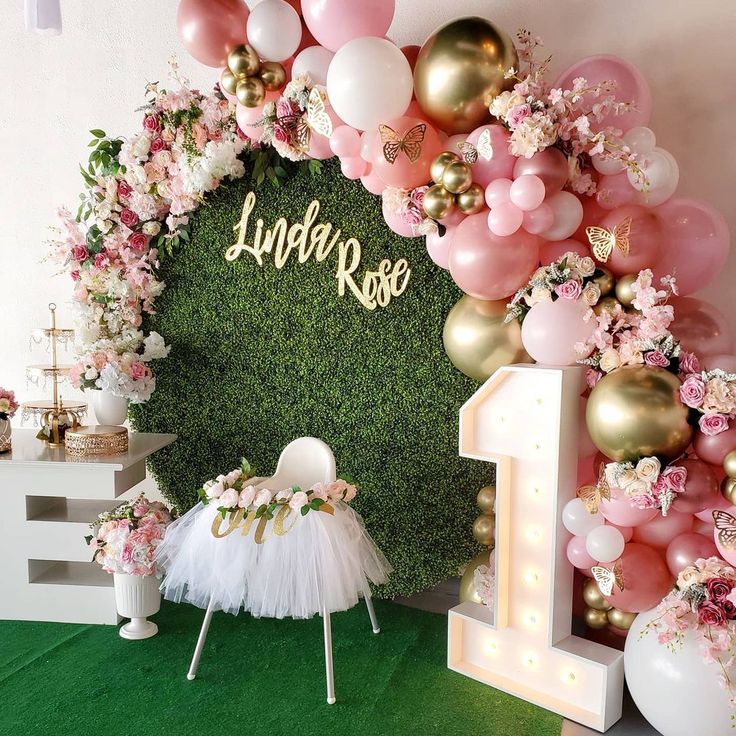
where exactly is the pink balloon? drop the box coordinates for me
[513,148,568,195]
[666,532,719,577]
[567,536,597,570]
[302,0,395,53]
[671,459,720,514]
[484,178,512,208]
[692,518,716,537]
[372,116,442,189]
[522,203,554,235]
[448,213,540,300]
[578,455,596,485]
[521,298,595,366]
[539,191,584,241]
[599,205,663,276]
[600,485,659,527]
[652,198,730,295]
[539,239,590,266]
[425,210,465,270]
[578,397,597,458]
[381,198,415,237]
[487,202,523,236]
[342,156,368,180]
[694,493,731,523]
[612,524,634,543]
[632,510,694,549]
[360,130,379,163]
[359,168,385,195]
[693,424,736,466]
[670,296,734,358]
[554,55,652,132]
[704,354,736,373]
[464,125,516,187]
[330,125,361,158]
[607,543,672,613]
[176,0,249,68]
[235,92,280,141]
[714,505,736,565]
[510,175,546,211]
[574,195,609,241]
[307,108,341,159]
[595,173,638,211]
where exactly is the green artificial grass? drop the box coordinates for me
[130,157,494,599]
[0,600,561,736]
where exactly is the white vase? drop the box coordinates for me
[0,417,10,453]
[113,572,161,640]
[91,389,128,426]
[625,607,734,736]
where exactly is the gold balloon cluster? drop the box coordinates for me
[459,485,497,603]
[220,44,286,108]
[423,152,485,220]
[582,579,636,631]
[722,450,736,504]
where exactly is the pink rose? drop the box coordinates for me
[660,465,687,494]
[507,103,532,127]
[707,577,733,603]
[645,350,670,368]
[72,244,89,262]
[699,413,729,436]
[273,123,289,144]
[143,114,161,133]
[410,186,428,208]
[130,362,149,380]
[402,206,423,226]
[71,270,80,281]
[128,232,149,252]
[586,367,602,388]
[150,137,167,154]
[555,279,582,300]
[120,208,139,227]
[276,99,293,119]
[698,600,727,627]
[679,351,700,375]
[94,253,109,269]
[118,180,132,198]
[680,374,705,408]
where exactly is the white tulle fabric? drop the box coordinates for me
[156,500,391,619]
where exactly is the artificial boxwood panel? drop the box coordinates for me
[130,158,493,597]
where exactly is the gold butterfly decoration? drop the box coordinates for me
[586,216,632,263]
[379,123,426,164]
[591,560,625,597]
[714,510,736,551]
[286,88,334,153]
[457,128,493,164]
[576,464,611,515]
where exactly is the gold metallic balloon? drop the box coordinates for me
[430,151,461,184]
[456,184,485,215]
[459,550,491,604]
[220,68,239,96]
[584,607,609,630]
[592,296,621,317]
[607,607,637,630]
[413,17,518,134]
[472,513,496,546]
[236,77,266,108]
[586,365,694,462]
[228,43,261,78]
[724,450,736,478]
[615,273,638,308]
[593,267,615,297]
[443,295,531,382]
[582,578,612,611]
[722,476,736,505]
[423,184,456,220]
[442,160,473,194]
[259,61,286,91]
[477,485,496,514]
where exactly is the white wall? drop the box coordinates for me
[1,0,735,429]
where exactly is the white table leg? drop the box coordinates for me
[187,598,215,681]
[365,593,380,634]
[323,607,336,704]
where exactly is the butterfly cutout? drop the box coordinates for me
[379,123,426,164]
[714,510,736,551]
[281,88,333,153]
[576,463,611,515]
[591,559,625,597]
[586,217,632,263]
[457,128,493,164]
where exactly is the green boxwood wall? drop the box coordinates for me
[130,158,493,597]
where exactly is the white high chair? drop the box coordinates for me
[185,437,381,704]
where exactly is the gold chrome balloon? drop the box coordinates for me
[456,183,485,214]
[430,151,460,184]
[220,68,239,96]
[724,450,736,478]
[228,43,261,78]
[582,578,612,611]
[472,513,496,546]
[459,550,491,604]
[615,273,638,308]
[584,607,609,630]
[413,17,518,134]
[443,295,530,382]
[586,365,694,462]
[259,61,286,91]
[592,296,621,317]
[423,184,456,220]
[593,267,615,297]
[236,77,266,108]
[477,485,496,514]
[722,476,736,505]
[607,607,637,630]
[442,160,473,194]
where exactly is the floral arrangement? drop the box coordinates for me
[473,550,496,609]
[0,388,19,421]
[382,185,433,235]
[642,557,736,710]
[506,251,602,323]
[604,456,687,516]
[87,494,175,576]
[680,367,736,437]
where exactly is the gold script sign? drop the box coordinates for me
[225,192,411,311]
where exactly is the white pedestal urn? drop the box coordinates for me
[90,389,128,426]
[0,418,11,453]
[625,607,734,736]
[113,573,161,640]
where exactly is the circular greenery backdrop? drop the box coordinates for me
[130,158,493,597]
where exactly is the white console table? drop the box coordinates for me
[0,428,176,624]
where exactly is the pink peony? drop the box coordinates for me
[555,279,582,300]
[698,600,727,627]
[120,208,139,228]
[699,413,729,436]
[680,374,706,408]
[707,577,733,604]
[72,244,89,262]
[143,114,161,134]
[679,351,701,375]
[128,232,149,252]
[645,350,670,368]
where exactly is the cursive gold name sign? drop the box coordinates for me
[225,192,411,310]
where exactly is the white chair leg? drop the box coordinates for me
[365,594,380,634]
[323,608,336,704]
[187,599,215,681]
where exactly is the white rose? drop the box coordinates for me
[635,456,661,483]
[581,282,601,306]
[624,479,650,498]
[216,474,226,483]
[238,485,256,508]
[254,489,273,508]
[84,367,98,380]
[525,286,552,307]
[578,257,596,277]
[225,469,242,486]
[131,133,152,160]
[599,349,621,374]
[142,221,161,236]
[489,90,525,121]
[289,491,309,511]
[205,480,225,499]
[219,488,239,508]
[275,489,293,502]
[616,467,638,488]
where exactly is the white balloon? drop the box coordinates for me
[247,0,302,62]
[629,147,679,207]
[326,36,412,131]
[626,608,734,736]
[585,524,625,563]
[291,45,334,86]
[623,125,656,154]
[538,191,583,241]
[562,498,604,537]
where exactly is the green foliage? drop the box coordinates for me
[129,158,493,597]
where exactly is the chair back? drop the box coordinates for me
[255,437,336,490]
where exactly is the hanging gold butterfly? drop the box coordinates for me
[457,128,493,165]
[576,463,611,514]
[378,123,426,164]
[714,510,736,551]
[586,216,632,263]
[591,559,625,597]
[287,88,334,153]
